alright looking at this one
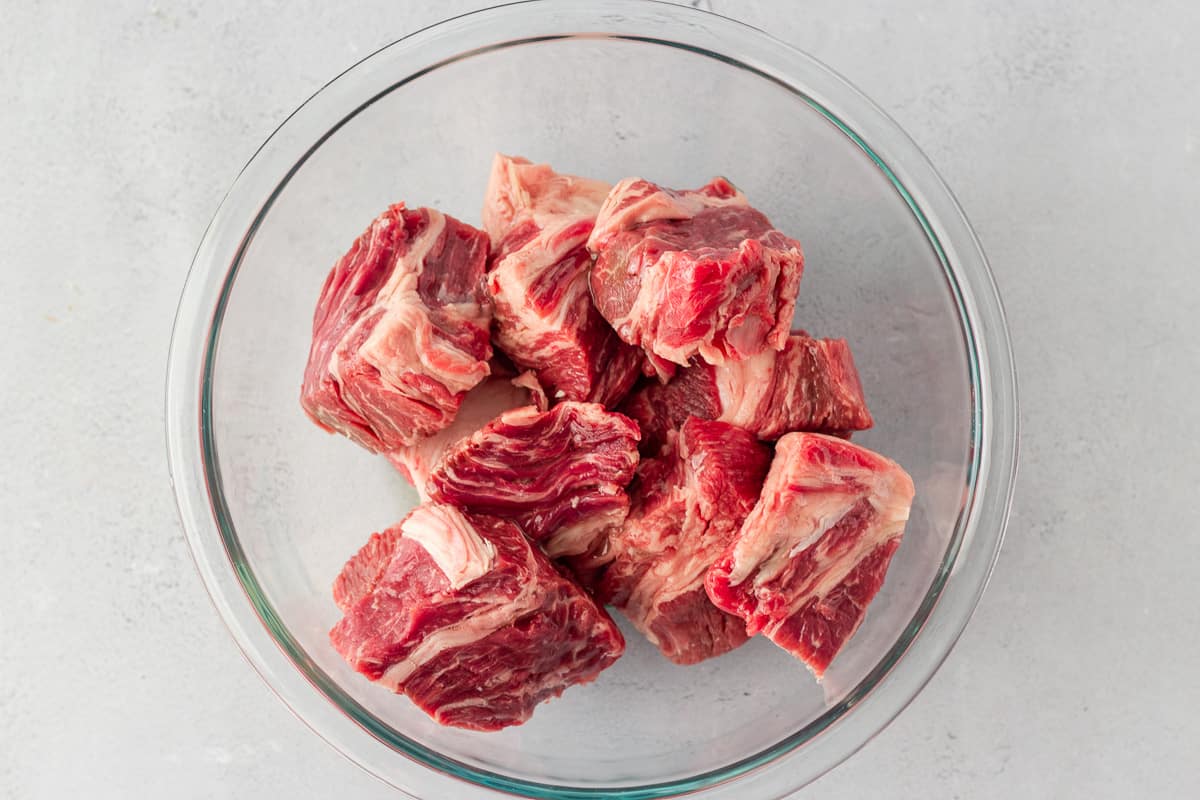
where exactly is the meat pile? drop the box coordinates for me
[302,154,914,731]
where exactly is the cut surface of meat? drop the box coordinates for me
[705,433,914,678]
[622,332,872,454]
[599,418,771,664]
[329,502,625,731]
[587,177,804,371]
[386,375,535,498]
[301,204,493,452]
[483,154,642,407]
[428,401,640,559]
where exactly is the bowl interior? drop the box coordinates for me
[206,34,974,792]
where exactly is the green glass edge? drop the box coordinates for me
[197,33,987,800]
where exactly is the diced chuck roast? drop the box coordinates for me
[587,177,804,376]
[386,375,538,499]
[622,332,872,454]
[599,418,772,664]
[301,204,492,451]
[314,154,913,722]
[705,433,914,678]
[483,154,642,407]
[428,401,640,559]
[331,502,625,730]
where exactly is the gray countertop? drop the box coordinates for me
[3,1,1197,797]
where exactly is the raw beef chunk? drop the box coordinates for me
[330,502,625,731]
[587,177,804,373]
[301,204,492,452]
[705,433,914,678]
[428,402,640,558]
[386,376,536,499]
[622,332,872,454]
[599,418,771,664]
[482,154,641,407]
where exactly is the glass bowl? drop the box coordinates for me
[166,2,1018,797]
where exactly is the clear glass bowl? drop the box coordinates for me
[166,2,1018,797]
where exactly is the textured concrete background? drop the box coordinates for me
[3,1,1198,797]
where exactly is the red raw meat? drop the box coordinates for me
[705,433,914,678]
[482,154,642,407]
[622,332,872,454]
[301,204,492,452]
[599,418,771,664]
[386,375,537,499]
[587,177,804,375]
[428,401,640,559]
[330,502,624,731]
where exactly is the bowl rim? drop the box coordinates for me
[165,1,1019,797]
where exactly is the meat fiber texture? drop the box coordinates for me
[386,375,535,500]
[301,203,493,452]
[705,433,914,678]
[428,401,640,560]
[482,154,642,407]
[587,177,804,376]
[599,418,772,665]
[330,502,625,731]
[623,332,873,454]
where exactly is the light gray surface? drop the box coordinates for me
[2,1,1196,798]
